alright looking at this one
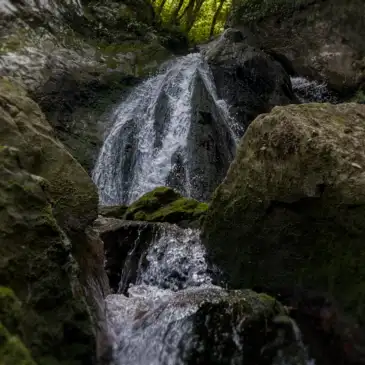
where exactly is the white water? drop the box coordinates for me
[105,225,314,365]
[291,76,336,103]
[106,225,221,365]
[92,53,237,205]
[94,56,331,365]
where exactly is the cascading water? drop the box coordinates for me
[106,225,216,365]
[291,76,337,103]
[93,54,327,365]
[105,224,314,365]
[92,53,237,205]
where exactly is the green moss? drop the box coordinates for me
[124,187,209,226]
[351,89,365,103]
[99,205,128,219]
[0,323,37,365]
[0,287,22,334]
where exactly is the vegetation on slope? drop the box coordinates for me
[152,0,232,42]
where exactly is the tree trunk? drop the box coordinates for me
[209,0,226,37]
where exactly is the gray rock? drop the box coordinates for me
[203,28,297,134]
[227,0,365,95]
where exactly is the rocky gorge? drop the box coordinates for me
[1,0,365,365]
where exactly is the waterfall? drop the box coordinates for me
[92,53,237,205]
[291,77,336,103]
[106,225,218,365]
[105,224,314,365]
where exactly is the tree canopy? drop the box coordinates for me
[151,0,232,42]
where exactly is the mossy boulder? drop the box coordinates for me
[227,0,365,95]
[0,323,37,365]
[0,76,98,232]
[124,187,209,227]
[107,285,308,364]
[0,77,108,364]
[0,289,38,364]
[202,102,365,363]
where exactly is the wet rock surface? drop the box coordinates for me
[203,28,297,133]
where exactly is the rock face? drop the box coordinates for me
[202,28,296,133]
[95,217,159,293]
[227,0,365,95]
[202,102,365,364]
[0,0,180,172]
[0,77,109,365]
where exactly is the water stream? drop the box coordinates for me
[94,55,332,365]
[93,53,237,205]
[105,225,314,365]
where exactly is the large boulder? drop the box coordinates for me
[0,77,109,364]
[0,77,98,232]
[202,102,365,364]
[202,28,296,133]
[227,0,365,95]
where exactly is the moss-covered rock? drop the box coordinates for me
[0,77,109,364]
[227,0,365,95]
[202,102,365,364]
[351,89,365,104]
[0,323,37,365]
[99,205,128,219]
[124,187,209,227]
[0,76,98,232]
[108,285,307,365]
[0,287,22,335]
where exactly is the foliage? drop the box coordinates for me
[351,89,365,103]
[151,0,232,43]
